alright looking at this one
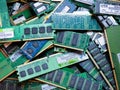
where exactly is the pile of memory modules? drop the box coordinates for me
[0,0,120,90]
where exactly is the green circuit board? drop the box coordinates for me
[105,25,120,89]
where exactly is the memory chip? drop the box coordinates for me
[32,27,38,34]
[27,48,33,54]
[57,32,64,43]
[90,48,100,56]
[54,70,63,83]
[88,42,97,51]
[94,54,104,62]
[20,71,26,77]
[34,66,41,72]
[71,33,79,46]
[47,26,52,33]
[91,83,99,90]
[76,78,84,90]
[42,63,48,70]
[83,80,92,90]
[27,68,34,75]
[68,75,77,88]
[24,28,30,35]
[32,41,39,48]
[47,71,55,81]
[39,27,45,33]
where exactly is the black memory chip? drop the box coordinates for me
[27,68,34,75]
[42,63,48,70]
[20,71,26,77]
[76,78,84,90]
[32,27,38,34]
[68,75,77,88]
[90,48,100,56]
[32,41,39,48]
[94,54,104,62]
[39,27,45,33]
[24,28,30,35]
[88,42,97,51]
[83,80,92,90]
[34,65,41,72]
[54,70,63,83]
[27,48,33,54]
[91,83,99,90]
[71,33,79,46]
[47,71,55,81]
[57,32,64,43]
[47,26,52,33]
[98,59,108,67]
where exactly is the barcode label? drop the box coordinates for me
[41,84,56,90]
[117,53,120,64]
[0,28,14,39]
[13,16,26,24]
[34,2,43,7]
[57,53,88,64]
[10,50,22,62]
[100,4,120,15]
[61,6,70,13]
[37,6,46,13]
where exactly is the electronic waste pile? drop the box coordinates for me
[0,0,120,90]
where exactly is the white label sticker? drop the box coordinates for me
[107,16,118,25]
[34,2,43,7]
[41,84,56,90]
[57,53,88,64]
[37,6,46,13]
[0,28,14,39]
[10,50,22,62]
[100,4,120,15]
[75,0,94,5]
[117,53,120,64]
[13,2,21,11]
[61,6,70,13]
[13,16,26,24]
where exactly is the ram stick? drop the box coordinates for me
[10,4,36,25]
[16,52,88,82]
[94,1,120,16]
[0,50,28,82]
[36,69,103,90]
[87,41,116,89]
[0,23,54,43]
[105,25,120,90]
[54,31,90,51]
[30,2,56,16]
[21,40,53,60]
[79,59,110,90]
[0,0,11,27]
[44,0,77,23]
[51,12,102,30]
[95,15,118,28]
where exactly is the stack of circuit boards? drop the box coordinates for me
[0,0,120,90]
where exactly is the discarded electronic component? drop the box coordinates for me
[10,4,36,25]
[51,12,102,30]
[55,0,77,13]
[54,31,90,51]
[36,69,103,90]
[94,1,120,16]
[79,59,110,89]
[96,15,118,28]
[0,23,54,43]
[12,2,21,11]
[87,41,116,89]
[30,2,56,16]
[17,52,88,82]
[87,32,107,52]
[105,25,120,90]
[21,40,53,60]
[0,0,11,27]
[1,42,24,56]
[0,49,28,82]
[73,0,94,5]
